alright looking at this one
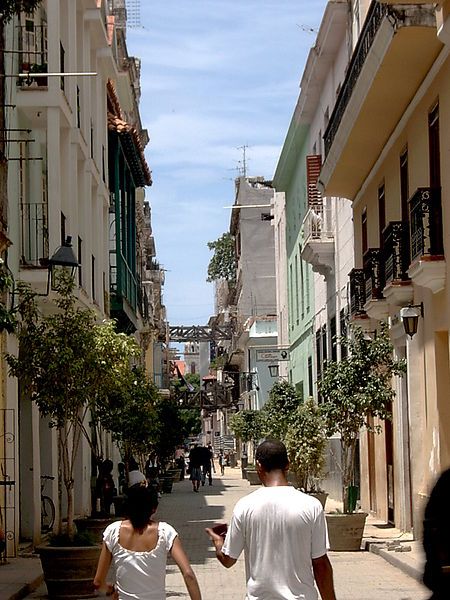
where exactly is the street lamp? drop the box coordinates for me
[268,364,279,378]
[46,236,79,293]
[400,303,424,338]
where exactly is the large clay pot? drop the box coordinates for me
[325,512,368,551]
[74,517,116,545]
[37,544,101,599]
[309,491,328,509]
[246,469,261,486]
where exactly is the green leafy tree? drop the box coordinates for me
[153,397,186,470]
[318,323,406,512]
[100,366,160,465]
[284,399,327,492]
[229,409,264,456]
[6,274,100,539]
[206,232,236,285]
[261,380,302,440]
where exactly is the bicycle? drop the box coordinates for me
[41,475,55,533]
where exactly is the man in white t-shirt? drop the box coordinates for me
[206,439,337,600]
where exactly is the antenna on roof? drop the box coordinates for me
[297,24,318,35]
[236,144,249,178]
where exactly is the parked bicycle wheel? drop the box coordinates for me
[41,495,55,532]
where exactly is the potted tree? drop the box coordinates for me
[229,410,264,484]
[318,324,406,550]
[284,399,328,507]
[6,275,102,597]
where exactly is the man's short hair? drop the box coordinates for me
[256,439,288,472]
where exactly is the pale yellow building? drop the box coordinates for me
[319,0,450,535]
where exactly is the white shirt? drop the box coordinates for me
[222,486,328,600]
[103,520,177,600]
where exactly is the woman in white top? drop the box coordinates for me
[94,486,202,600]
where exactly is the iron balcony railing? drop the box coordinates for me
[409,187,444,262]
[20,202,49,265]
[324,1,388,156]
[383,221,410,284]
[363,248,385,303]
[17,24,48,87]
[349,268,366,317]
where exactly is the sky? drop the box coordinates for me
[126,1,328,327]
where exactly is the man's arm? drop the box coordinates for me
[205,528,237,568]
[312,554,337,600]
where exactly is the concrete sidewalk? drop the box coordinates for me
[5,469,428,599]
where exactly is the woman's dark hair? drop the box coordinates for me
[256,439,288,472]
[124,486,159,530]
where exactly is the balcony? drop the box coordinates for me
[320,1,440,199]
[382,221,413,306]
[349,268,368,322]
[408,187,445,293]
[110,251,138,332]
[16,25,48,89]
[301,202,334,277]
[363,248,388,320]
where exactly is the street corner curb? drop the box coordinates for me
[366,541,422,583]
[7,573,44,600]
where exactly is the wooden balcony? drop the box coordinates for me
[408,187,445,293]
[382,221,413,306]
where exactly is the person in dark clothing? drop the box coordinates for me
[96,459,116,516]
[423,467,450,599]
[201,444,215,486]
[188,444,203,492]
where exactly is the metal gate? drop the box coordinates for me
[0,409,16,561]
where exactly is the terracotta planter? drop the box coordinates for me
[37,544,101,599]
[309,491,328,509]
[74,517,116,545]
[325,512,368,551]
[161,476,173,493]
[246,469,261,486]
[167,469,181,483]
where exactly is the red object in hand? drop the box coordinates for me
[212,523,228,538]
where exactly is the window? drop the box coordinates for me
[308,356,313,397]
[289,264,294,329]
[429,102,440,188]
[361,208,368,255]
[60,212,66,245]
[60,42,65,91]
[330,316,337,362]
[78,236,82,287]
[340,308,348,359]
[295,254,299,324]
[316,329,322,381]
[91,255,96,301]
[321,324,327,365]
[378,184,385,247]
[76,86,81,128]
[400,149,409,223]
[299,250,305,319]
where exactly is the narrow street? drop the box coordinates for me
[26,468,429,600]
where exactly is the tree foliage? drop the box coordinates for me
[1,1,42,21]
[229,409,264,454]
[284,399,327,492]
[261,380,302,440]
[318,323,406,511]
[206,232,236,285]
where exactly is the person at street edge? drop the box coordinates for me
[423,466,450,599]
[94,485,202,600]
[205,439,337,600]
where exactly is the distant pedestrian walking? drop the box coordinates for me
[206,439,337,600]
[94,486,202,600]
[188,443,203,492]
[201,444,215,486]
[218,450,225,476]
[423,467,450,599]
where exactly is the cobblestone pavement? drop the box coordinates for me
[27,469,430,599]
